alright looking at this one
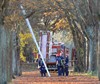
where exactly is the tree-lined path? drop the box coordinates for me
[11,71,99,84]
[10,63,100,84]
[0,0,100,84]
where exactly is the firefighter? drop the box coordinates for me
[61,58,65,76]
[56,53,63,76]
[60,52,65,76]
[56,56,61,76]
[38,58,46,77]
[65,55,69,76]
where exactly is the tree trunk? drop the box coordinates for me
[97,26,100,81]
[12,32,17,76]
[0,25,12,83]
[88,39,93,71]
[0,25,7,84]
[6,29,12,82]
[12,31,22,76]
[16,33,22,76]
[86,39,90,71]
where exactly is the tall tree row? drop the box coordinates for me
[0,0,12,83]
[47,0,100,79]
[57,0,100,79]
[0,0,21,83]
[0,0,100,83]
[21,0,100,79]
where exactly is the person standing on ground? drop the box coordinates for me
[38,58,46,77]
[65,54,69,76]
[60,53,65,76]
[56,53,62,76]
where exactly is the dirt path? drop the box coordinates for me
[11,70,100,84]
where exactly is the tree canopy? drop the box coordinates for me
[0,0,100,82]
